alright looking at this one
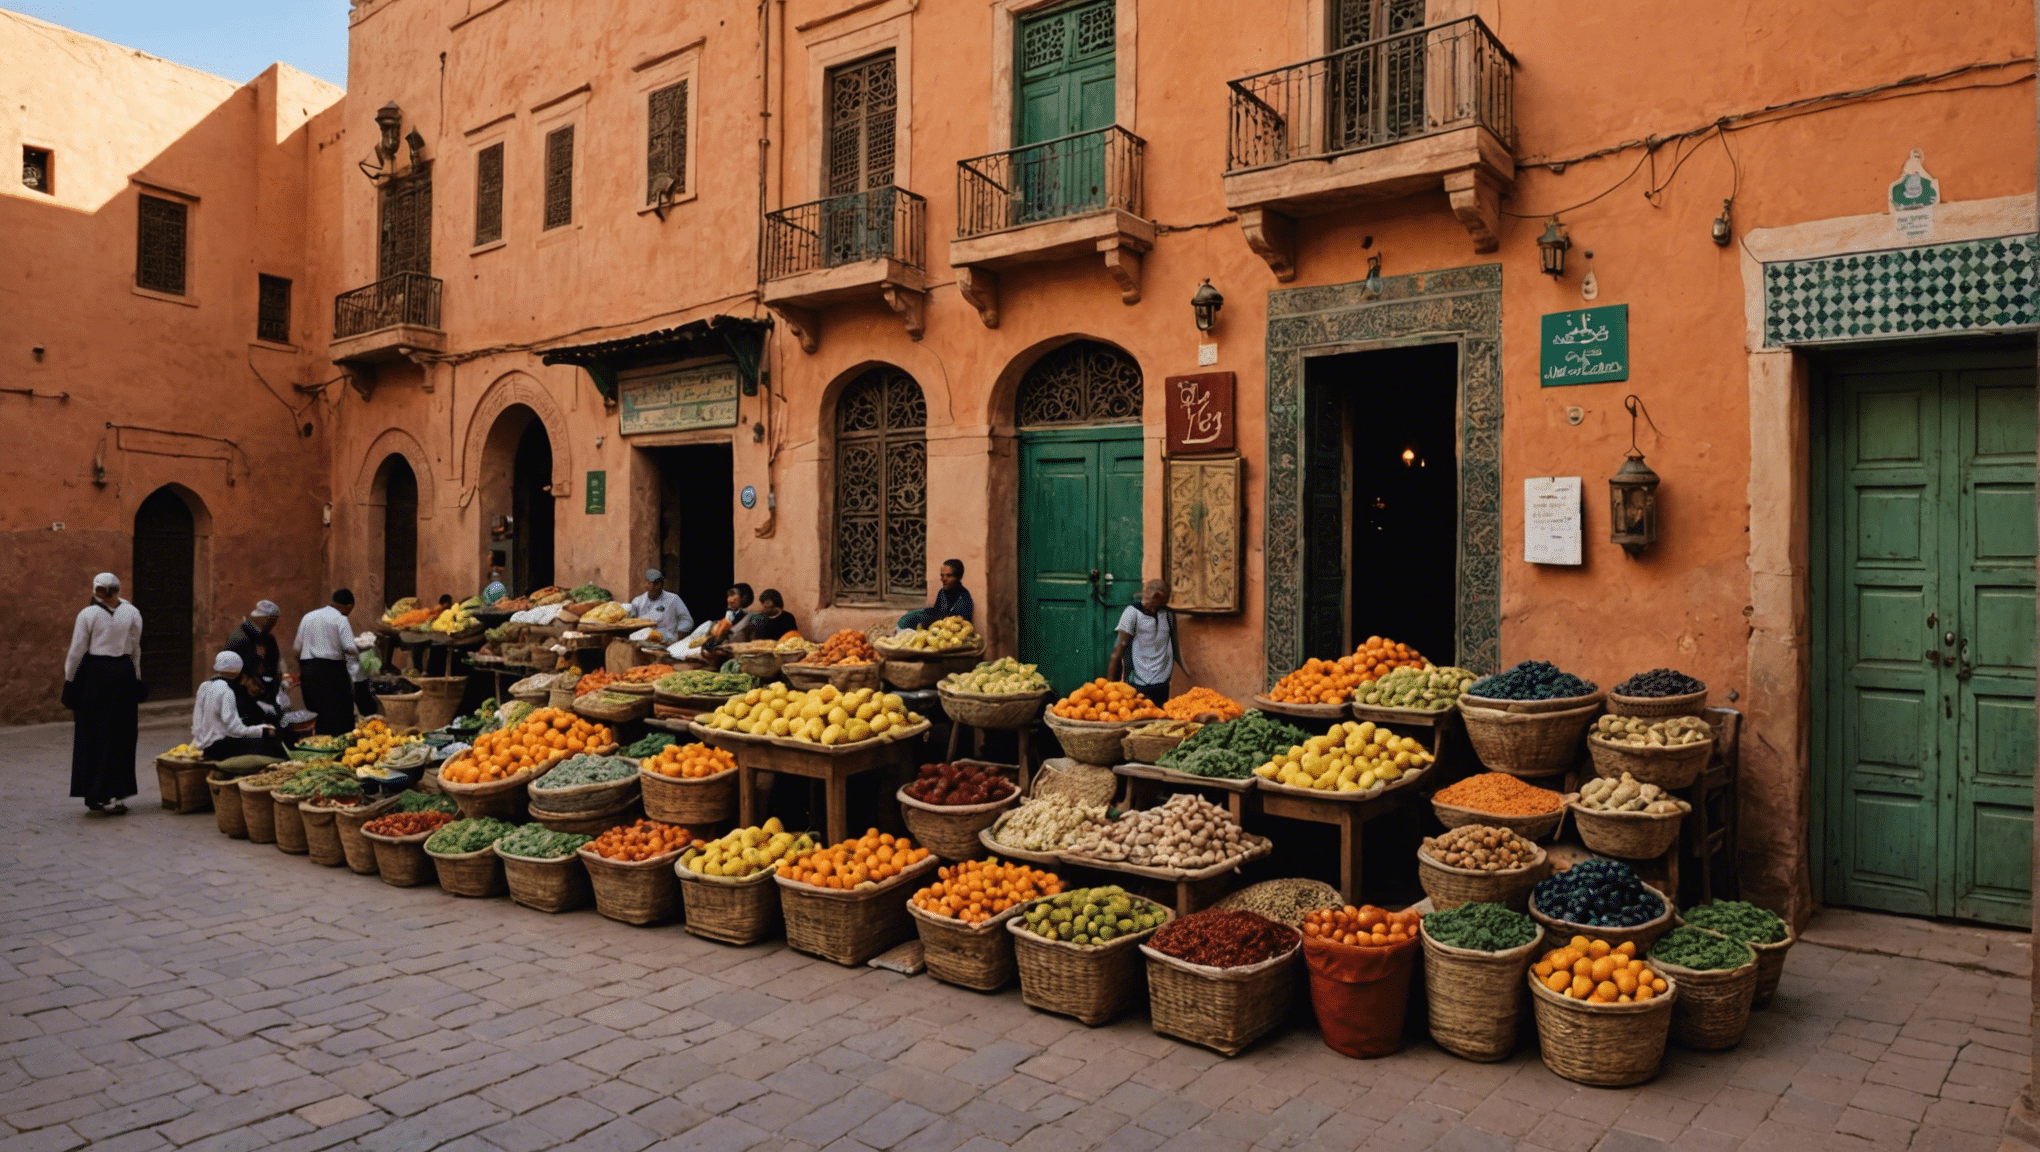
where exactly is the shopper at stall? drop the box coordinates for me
[61,572,142,816]
[670,583,752,662]
[898,559,975,630]
[480,554,510,606]
[192,652,283,761]
[629,568,694,640]
[294,589,362,735]
[226,600,290,713]
[736,588,800,642]
[1107,578,1190,704]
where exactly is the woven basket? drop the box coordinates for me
[579,846,689,925]
[438,752,566,820]
[378,692,423,730]
[872,635,984,662]
[425,843,508,898]
[575,694,653,723]
[298,803,352,867]
[1528,970,1679,1086]
[272,791,310,855]
[1211,879,1344,928]
[361,828,436,887]
[938,688,1050,731]
[415,676,467,731]
[781,662,883,693]
[528,767,642,815]
[1042,713,1134,765]
[1653,950,1757,1050]
[548,686,580,710]
[1008,911,1161,1026]
[897,785,1019,861]
[336,796,401,874]
[1461,689,1608,715]
[155,757,214,814]
[1459,700,1602,777]
[735,651,783,679]
[207,774,248,838]
[641,768,738,826]
[1121,730,1193,764]
[1431,799,1566,841]
[1674,915,1795,1007]
[528,795,643,836]
[882,653,983,691]
[1420,925,1545,1061]
[1608,689,1709,719]
[1587,735,1712,789]
[775,853,942,966]
[1141,943,1301,1057]
[1249,694,1349,721]
[1567,797,1690,859]
[908,902,1029,992]
[1416,844,1550,912]
[676,853,793,945]
[499,850,594,914]
[1528,888,1675,953]
[237,779,282,843]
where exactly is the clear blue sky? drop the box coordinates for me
[10,1,348,87]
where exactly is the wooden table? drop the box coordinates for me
[691,724,923,845]
[1053,842,1272,917]
[1113,762,1253,822]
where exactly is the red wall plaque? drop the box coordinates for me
[1164,371,1235,454]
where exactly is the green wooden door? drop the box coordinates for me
[1019,427,1143,695]
[1015,0,1115,222]
[1820,345,2035,926]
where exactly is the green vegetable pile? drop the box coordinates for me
[238,763,306,789]
[496,824,593,860]
[623,732,676,758]
[426,817,517,855]
[1649,925,1755,970]
[1681,900,1788,945]
[497,701,535,732]
[276,765,360,801]
[533,754,640,789]
[396,791,458,814]
[1020,886,1169,945]
[655,670,756,697]
[1423,902,1539,952]
[568,583,613,603]
[1157,710,1310,779]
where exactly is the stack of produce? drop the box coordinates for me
[1681,901,1788,944]
[889,616,979,652]
[912,858,1062,924]
[1434,773,1566,817]
[495,824,592,860]
[1065,794,1258,870]
[1649,926,1752,970]
[385,606,436,630]
[530,586,569,606]
[363,810,454,837]
[1050,680,1164,722]
[1613,668,1707,698]
[443,708,613,784]
[654,670,755,697]
[1127,719,1200,741]
[1162,687,1243,722]
[431,602,478,634]
[799,629,879,666]
[1304,905,1422,946]
[1534,936,1666,1002]
[1253,720,1433,792]
[1421,825,1539,872]
[340,720,418,771]
[1019,886,1169,944]
[941,657,1049,695]
[425,817,517,854]
[623,732,675,758]
[278,765,363,805]
[1357,665,1479,711]
[536,754,640,789]
[567,583,612,604]
[1533,859,1664,927]
[1157,711,1310,779]
[777,831,930,889]
[589,689,650,711]
[493,596,534,612]
[1424,902,1539,951]
[685,820,815,877]
[574,670,619,696]
[904,762,1014,806]
[1594,715,1711,747]
[381,597,419,623]
[295,734,347,755]
[1149,909,1298,967]
[1264,636,1426,705]
[586,819,695,861]
[1214,880,1344,927]
[702,683,922,745]
[161,743,204,761]
[1575,773,1687,814]
[773,633,813,654]
[987,798,1107,853]
[396,791,459,815]
[619,664,674,684]
[1468,660,1597,701]
[237,763,306,789]
[642,743,736,779]
[579,602,630,625]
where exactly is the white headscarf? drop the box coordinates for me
[214,652,244,675]
[93,572,120,596]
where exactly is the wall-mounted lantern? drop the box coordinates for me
[1191,279,1224,332]
[1609,394,1660,556]
[1537,217,1572,278]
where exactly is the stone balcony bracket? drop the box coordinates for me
[946,209,1158,328]
[762,258,928,354]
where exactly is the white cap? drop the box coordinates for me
[645,568,664,582]
[214,652,244,674]
[93,572,120,592]
[254,600,281,618]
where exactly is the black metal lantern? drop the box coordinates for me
[1191,279,1224,332]
[1537,218,1571,277]
[1609,395,1661,556]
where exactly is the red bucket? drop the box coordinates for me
[1303,933,1421,1058]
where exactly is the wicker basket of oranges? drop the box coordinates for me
[639,742,739,826]
[438,708,617,820]
[1045,680,1164,765]
[1258,637,1427,719]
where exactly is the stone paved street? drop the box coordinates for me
[0,714,2029,1152]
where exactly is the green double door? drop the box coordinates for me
[1019,428,1143,695]
[1821,343,2036,926]
[1015,0,1115,222]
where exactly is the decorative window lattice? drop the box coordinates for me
[647,82,687,203]
[1022,16,1066,71]
[1076,2,1115,56]
[1333,0,1423,46]
[136,194,187,295]
[835,367,927,600]
[543,125,574,230]
[256,274,292,344]
[378,169,432,277]
[1017,340,1143,427]
[1763,235,2037,346]
[827,54,896,196]
[474,143,503,246]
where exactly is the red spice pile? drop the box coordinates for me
[1148,909,1299,968]
[362,811,455,837]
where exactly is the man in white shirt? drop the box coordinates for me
[62,572,144,815]
[193,652,281,761]
[1107,579,1190,705]
[294,588,361,735]
[628,569,693,642]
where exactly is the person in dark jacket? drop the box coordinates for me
[898,559,975,630]
[226,600,288,714]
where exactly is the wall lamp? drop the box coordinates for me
[1191,279,1224,332]
[1609,394,1662,556]
[1537,217,1572,277]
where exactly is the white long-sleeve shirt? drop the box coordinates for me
[628,590,693,639]
[192,679,265,748]
[293,606,362,681]
[64,599,143,681]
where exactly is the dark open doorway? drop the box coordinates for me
[132,486,197,698]
[512,419,556,591]
[381,456,418,602]
[648,443,734,631]
[1300,342,1460,665]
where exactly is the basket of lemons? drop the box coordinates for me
[937,658,1052,730]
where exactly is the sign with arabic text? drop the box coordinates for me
[618,362,742,435]
[584,471,606,515]
[1539,306,1629,386]
[1164,372,1235,454]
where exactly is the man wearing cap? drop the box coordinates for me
[192,652,283,761]
[62,572,143,816]
[628,569,693,643]
[227,600,290,716]
[293,589,361,735]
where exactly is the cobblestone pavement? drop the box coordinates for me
[0,716,2029,1152]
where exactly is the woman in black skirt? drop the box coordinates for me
[62,573,144,815]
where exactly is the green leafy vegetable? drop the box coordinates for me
[1649,926,1755,970]
[496,825,593,860]
[426,817,517,855]
[1157,711,1311,779]
[1424,902,1538,952]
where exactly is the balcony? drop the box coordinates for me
[762,186,927,352]
[1224,16,1517,278]
[329,271,445,375]
[948,125,1153,328]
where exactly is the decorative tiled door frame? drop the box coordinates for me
[1261,263,1504,687]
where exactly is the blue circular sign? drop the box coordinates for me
[740,485,757,510]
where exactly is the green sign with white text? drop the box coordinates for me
[1540,305,1630,386]
[585,471,606,515]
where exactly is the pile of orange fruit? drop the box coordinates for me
[777,830,929,889]
[1162,687,1243,722]
[642,743,736,779]
[799,629,878,667]
[574,670,619,696]
[585,819,695,862]
[1051,679,1165,722]
[1265,636,1427,705]
[1302,904,1423,947]
[621,663,674,683]
[911,858,1062,925]
[1534,936,1667,1003]
[442,708,613,783]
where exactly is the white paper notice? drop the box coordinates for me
[1525,477,1584,565]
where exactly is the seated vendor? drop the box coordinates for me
[193,652,285,762]
[671,583,752,662]
[734,588,799,643]
[898,559,974,631]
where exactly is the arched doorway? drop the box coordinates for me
[132,486,199,698]
[513,418,555,591]
[379,455,419,603]
[1014,340,1144,694]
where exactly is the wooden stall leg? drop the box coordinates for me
[945,722,964,763]
[1017,729,1034,793]
[825,771,850,846]
[1340,812,1364,904]
[738,764,757,829]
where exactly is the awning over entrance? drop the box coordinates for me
[540,315,771,403]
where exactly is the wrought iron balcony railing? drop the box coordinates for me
[332,271,443,340]
[956,124,1145,239]
[1227,16,1515,173]
[763,185,926,280]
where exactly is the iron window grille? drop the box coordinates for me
[647,82,687,203]
[764,186,925,279]
[474,143,504,246]
[22,146,52,194]
[543,125,574,229]
[834,366,927,601]
[378,168,432,278]
[827,53,896,197]
[256,274,292,344]
[955,125,1144,238]
[1016,339,1143,427]
[136,194,188,296]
